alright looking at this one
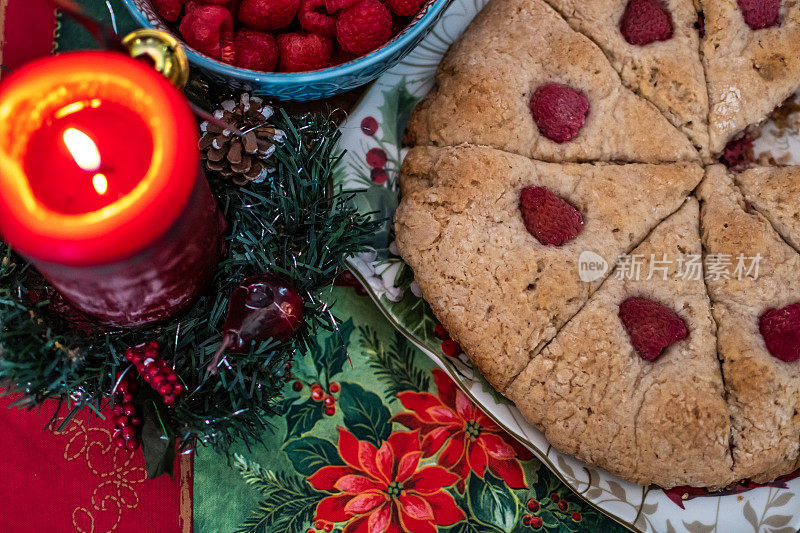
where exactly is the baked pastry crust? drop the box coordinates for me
[394,145,703,391]
[735,165,800,252]
[698,165,800,483]
[504,199,734,489]
[701,0,800,154]
[404,0,699,163]
[542,0,710,157]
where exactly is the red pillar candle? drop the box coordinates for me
[0,51,225,328]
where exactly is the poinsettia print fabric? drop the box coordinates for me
[393,369,534,493]
[193,288,625,532]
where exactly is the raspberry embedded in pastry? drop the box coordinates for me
[528,84,590,144]
[759,303,800,362]
[519,186,584,246]
[736,0,781,30]
[620,0,674,45]
[619,296,689,361]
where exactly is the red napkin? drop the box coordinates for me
[0,394,192,533]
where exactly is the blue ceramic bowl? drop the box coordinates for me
[121,0,452,100]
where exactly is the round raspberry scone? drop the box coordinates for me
[393,0,800,491]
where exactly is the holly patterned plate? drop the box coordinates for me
[338,0,800,531]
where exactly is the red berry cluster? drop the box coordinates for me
[154,0,425,73]
[112,373,143,451]
[306,519,334,533]
[521,495,581,529]
[125,341,185,407]
[434,324,462,358]
[293,380,340,415]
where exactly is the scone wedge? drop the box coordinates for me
[735,165,800,252]
[701,0,800,154]
[394,145,703,391]
[542,0,710,156]
[698,165,800,483]
[505,199,733,488]
[405,0,698,163]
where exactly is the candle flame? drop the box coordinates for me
[62,127,101,172]
[92,173,108,195]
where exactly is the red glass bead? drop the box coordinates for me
[113,415,129,427]
[115,437,127,448]
[122,426,137,439]
[158,383,174,396]
[130,416,143,427]
[126,439,140,451]
[172,383,185,396]
[122,393,135,404]
[163,394,177,406]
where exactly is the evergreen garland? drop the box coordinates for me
[0,110,381,474]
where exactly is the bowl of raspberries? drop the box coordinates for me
[122,0,450,100]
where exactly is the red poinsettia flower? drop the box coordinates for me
[393,369,534,492]
[308,427,465,533]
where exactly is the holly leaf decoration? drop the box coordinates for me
[310,318,355,387]
[284,436,343,476]
[466,472,519,532]
[378,78,419,148]
[141,397,176,478]
[339,382,392,447]
[234,455,325,533]
[283,398,325,438]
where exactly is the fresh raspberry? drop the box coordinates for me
[529,84,589,143]
[325,0,358,12]
[298,0,337,36]
[154,0,186,22]
[619,297,689,361]
[519,187,583,246]
[737,0,781,30]
[277,33,333,72]
[619,0,674,45]
[336,0,392,55]
[239,0,300,31]
[386,0,422,16]
[720,135,753,170]
[234,29,278,70]
[179,5,234,61]
[759,303,800,362]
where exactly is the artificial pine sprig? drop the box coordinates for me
[0,110,381,473]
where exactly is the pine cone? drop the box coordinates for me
[199,94,285,185]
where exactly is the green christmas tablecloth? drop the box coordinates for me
[193,288,625,533]
[57,4,627,531]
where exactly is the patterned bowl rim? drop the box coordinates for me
[120,0,453,84]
